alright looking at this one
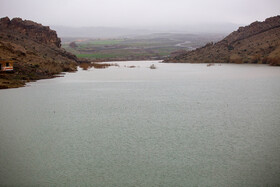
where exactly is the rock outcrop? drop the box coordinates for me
[164,15,280,65]
[0,17,61,47]
[0,17,79,89]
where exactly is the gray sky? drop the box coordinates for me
[0,0,279,28]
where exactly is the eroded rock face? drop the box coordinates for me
[0,17,61,47]
[0,17,79,89]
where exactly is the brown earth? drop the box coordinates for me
[0,17,79,89]
[164,16,280,66]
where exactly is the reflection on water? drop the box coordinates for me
[0,61,280,186]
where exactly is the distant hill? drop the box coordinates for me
[51,26,153,38]
[164,16,280,66]
[52,22,238,39]
[0,17,79,88]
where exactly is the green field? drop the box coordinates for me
[87,39,124,45]
[76,53,120,59]
[62,33,223,61]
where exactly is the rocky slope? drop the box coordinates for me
[164,16,280,65]
[0,17,79,89]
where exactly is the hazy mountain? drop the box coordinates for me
[51,26,152,38]
[51,23,240,38]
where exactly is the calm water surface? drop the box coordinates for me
[0,61,280,186]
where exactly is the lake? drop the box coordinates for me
[0,61,280,186]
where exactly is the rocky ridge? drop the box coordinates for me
[0,17,79,89]
[164,16,280,65]
[0,17,61,47]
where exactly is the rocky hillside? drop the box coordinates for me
[0,17,79,89]
[164,16,280,66]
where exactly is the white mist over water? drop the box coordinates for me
[0,61,280,186]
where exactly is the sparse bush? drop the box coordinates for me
[127,65,136,68]
[69,42,78,48]
[252,54,261,64]
[91,63,111,69]
[227,45,234,50]
[79,63,90,70]
[267,57,280,66]
[262,57,268,64]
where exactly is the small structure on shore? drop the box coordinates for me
[0,60,14,71]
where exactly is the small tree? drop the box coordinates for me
[69,42,78,48]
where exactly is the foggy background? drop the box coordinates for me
[1,0,280,37]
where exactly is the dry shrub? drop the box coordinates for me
[229,54,243,64]
[79,62,119,69]
[43,64,62,74]
[233,58,243,64]
[79,63,91,70]
[127,65,136,68]
[252,54,262,64]
[91,63,112,69]
[267,57,280,66]
[262,57,268,64]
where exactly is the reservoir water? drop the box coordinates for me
[0,61,280,186]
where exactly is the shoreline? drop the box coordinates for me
[1,61,278,89]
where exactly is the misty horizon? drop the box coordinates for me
[51,23,239,38]
[1,0,280,29]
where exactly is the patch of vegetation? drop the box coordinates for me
[79,62,119,70]
[76,53,117,59]
[227,45,234,50]
[62,34,223,61]
[87,39,124,45]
